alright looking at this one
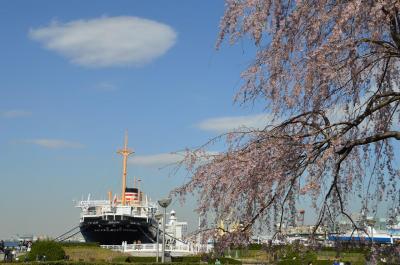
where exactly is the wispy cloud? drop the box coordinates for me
[29,16,177,67]
[129,152,185,166]
[129,151,218,167]
[1,110,31,118]
[95,82,118,92]
[25,139,84,149]
[196,113,275,133]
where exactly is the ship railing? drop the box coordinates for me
[80,211,99,217]
[75,200,110,208]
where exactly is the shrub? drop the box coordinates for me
[27,240,66,261]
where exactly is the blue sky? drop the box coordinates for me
[2,1,398,240]
[0,1,269,238]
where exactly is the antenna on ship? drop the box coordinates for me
[137,178,141,202]
[117,130,134,205]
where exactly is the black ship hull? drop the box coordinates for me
[80,216,157,245]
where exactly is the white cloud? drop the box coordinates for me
[196,113,275,133]
[326,92,400,131]
[29,16,177,67]
[26,139,84,149]
[129,151,219,167]
[1,110,31,118]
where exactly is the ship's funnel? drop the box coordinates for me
[125,187,139,204]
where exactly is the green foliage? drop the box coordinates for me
[233,243,263,251]
[277,259,365,265]
[124,256,157,263]
[272,245,367,265]
[26,240,66,261]
[278,261,364,265]
[209,257,242,264]
[2,262,219,265]
[171,256,201,263]
[247,243,262,250]
[123,255,239,264]
[320,246,369,253]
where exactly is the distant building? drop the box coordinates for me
[15,234,34,242]
[282,225,327,236]
[165,210,188,245]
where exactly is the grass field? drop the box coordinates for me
[60,245,393,264]
[316,250,365,262]
[62,245,129,262]
[226,247,368,264]
[2,243,397,265]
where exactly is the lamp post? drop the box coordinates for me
[366,219,376,244]
[155,213,163,263]
[157,198,172,263]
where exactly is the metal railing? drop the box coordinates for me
[101,243,199,253]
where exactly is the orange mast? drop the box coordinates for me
[117,131,134,205]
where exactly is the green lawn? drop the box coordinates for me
[2,242,397,265]
[234,248,366,264]
[62,245,129,262]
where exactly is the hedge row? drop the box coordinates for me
[2,262,239,265]
[2,261,397,265]
[278,260,364,265]
[123,256,240,264]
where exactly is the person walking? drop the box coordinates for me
[27,241,32,252]
[4,247,10,262]
[0,240,4,253]
[11,247,16,262]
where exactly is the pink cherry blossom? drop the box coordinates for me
[175,0,400,248]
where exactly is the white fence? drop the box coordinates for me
[101,243,212,256]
